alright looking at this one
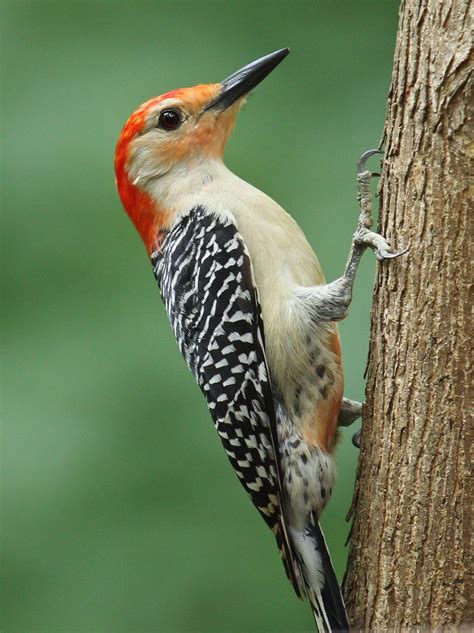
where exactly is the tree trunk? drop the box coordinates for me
[343,1,472,630]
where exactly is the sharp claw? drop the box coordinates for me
[357,149,383,175]
[376,246,409,261]
[352,429,361,449]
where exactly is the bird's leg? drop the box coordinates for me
[307,149,408,323]
[343,149,408,286]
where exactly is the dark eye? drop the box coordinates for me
[157,109,182,131]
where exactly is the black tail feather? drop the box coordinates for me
[306,521,350,632]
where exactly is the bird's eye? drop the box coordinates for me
[157,109,182,131]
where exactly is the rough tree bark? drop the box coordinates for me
[343,1,472,631]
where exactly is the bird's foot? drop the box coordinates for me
[337,398,362,427]
[353,226,409,261]
[354,149,408,261]
[338,398,362,449]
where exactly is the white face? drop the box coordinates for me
[126,98,195,186]
[125,88,241,189]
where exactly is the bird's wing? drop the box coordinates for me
[152,206,301,594]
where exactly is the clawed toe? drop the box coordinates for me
[354,228,408,263]
[357,149,383,175]
[376,246,409,261]
[352,429,361,449]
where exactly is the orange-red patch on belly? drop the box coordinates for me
[303,385,343,452]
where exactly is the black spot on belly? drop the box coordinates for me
[316,365,325,379]
[293,386,302,417]
[321,487,326,499]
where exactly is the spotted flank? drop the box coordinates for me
[151,206,300,592]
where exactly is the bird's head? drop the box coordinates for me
[115,49,289,253]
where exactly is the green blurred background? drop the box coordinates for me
[2,2,399,631]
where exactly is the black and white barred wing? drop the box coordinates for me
[152,207,300,593]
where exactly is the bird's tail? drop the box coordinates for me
[291,520,350,632]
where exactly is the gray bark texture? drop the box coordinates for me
[343,0,472,631]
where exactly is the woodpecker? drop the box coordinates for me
[115,48,404,632]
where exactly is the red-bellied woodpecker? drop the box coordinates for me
[114,49,405,632]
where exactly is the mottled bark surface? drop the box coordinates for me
[343,1,472,631]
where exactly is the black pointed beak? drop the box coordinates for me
[205,48,290,112]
